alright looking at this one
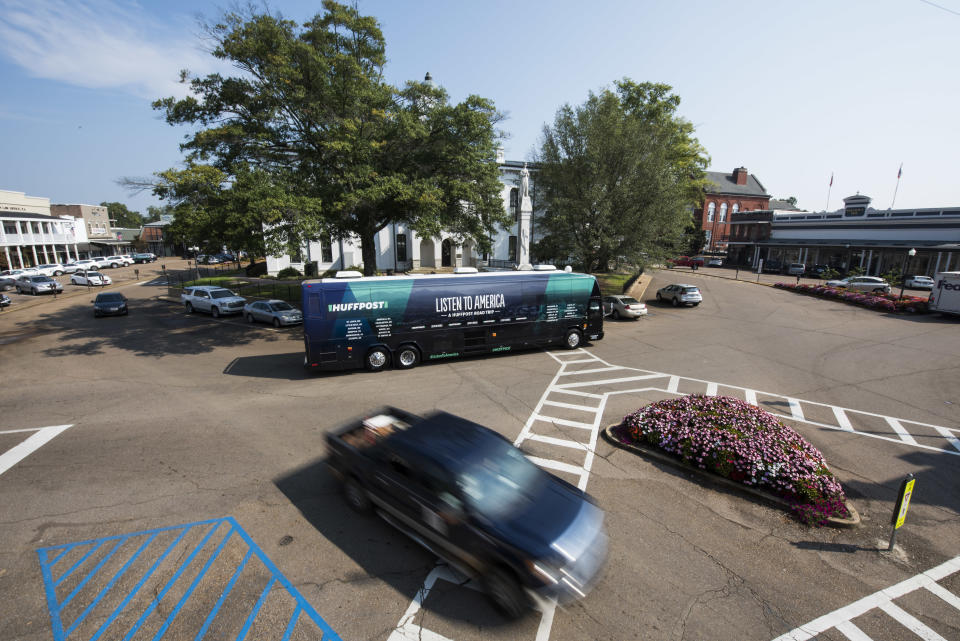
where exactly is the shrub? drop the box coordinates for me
[617,395,849,524]
[276,267,302,279]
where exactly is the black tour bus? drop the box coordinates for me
[302,267,604,372]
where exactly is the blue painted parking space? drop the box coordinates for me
[37,517,342,641]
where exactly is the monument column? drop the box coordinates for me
[518,163,533,266]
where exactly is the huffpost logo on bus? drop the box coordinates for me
[327,301,389,312]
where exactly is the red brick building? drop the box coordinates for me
[694,167,770,252]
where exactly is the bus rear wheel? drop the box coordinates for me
[564,329,582,349]
[397,345,420,370]
[366,347,390,372]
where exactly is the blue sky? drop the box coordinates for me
[1,0,957,216]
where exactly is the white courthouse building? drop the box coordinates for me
[0,189,88,269]
[266,153,541,275]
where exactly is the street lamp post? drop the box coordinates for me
[898,248,917,300]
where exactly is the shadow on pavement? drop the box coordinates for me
[223,353,314,380]
[274,459,516,629]
[19,292,290,359]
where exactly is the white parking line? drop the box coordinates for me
[0,425,72,477]
[771,555,960,641]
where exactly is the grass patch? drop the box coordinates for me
[592,271,636,295]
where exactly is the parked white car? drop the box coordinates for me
[88,257,115,269]
[1,268,40,278]
[602,295,647,319]
[72,259,100,271]
[825,276,891,293]
[61,262,83,274]
[34,263,66,277]
[104,255,131,268]
[904,275,935,290]
[656,284,703,307]
[181,285,246,317]
[71,271,112,286]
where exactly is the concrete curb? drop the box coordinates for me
[626,272,653,300]
[601,424,861,529]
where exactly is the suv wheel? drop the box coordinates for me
[185,302,193,313]
[211,306,220,318]
[110,263,118,269]
[53,270,63,276]
[246,313,255,324]
[484,567,527,619]
[672,297,679,307]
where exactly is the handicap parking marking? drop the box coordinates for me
[771,555,960,641]
[36,516,342,641]
[0,424,72,477]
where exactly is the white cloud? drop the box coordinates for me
[0,0,224,99]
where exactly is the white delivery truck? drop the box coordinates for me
[928,272,960,315]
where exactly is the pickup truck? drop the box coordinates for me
[326,407,607,618]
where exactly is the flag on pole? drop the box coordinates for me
[897,164,902,179]
[829,172,833,186]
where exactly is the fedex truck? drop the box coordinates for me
[928,272,960,315]
[302,267,604,372]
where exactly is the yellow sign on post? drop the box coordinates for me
[894,478,915,529]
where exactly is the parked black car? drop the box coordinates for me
[805,264,830,278]
[326,407,608,618]
[92,292,128,317]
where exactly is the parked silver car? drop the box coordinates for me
[71,270,112,286]
[656,284,702,307]
[602,295,647,320]
[824,276,891,293]
[15,275,63,295]
[243,299,303,326]
[786,263,805,276]
[181,285,246,317]
[904,275,935,289]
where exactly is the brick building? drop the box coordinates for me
[695,167,770,252]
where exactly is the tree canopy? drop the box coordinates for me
[532,79,709,271]
[153,2,509,274]
[100,201,144,228]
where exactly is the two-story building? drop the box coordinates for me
[1,189,88,269]
[695,167,771,253]
[50,203,132,256]
[266,153,541,275]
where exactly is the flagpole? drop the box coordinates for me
[825,172,833,211]
[890,163,902,209]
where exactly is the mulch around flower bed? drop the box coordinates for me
[604,411,860,529]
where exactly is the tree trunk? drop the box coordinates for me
[360,231,378,276]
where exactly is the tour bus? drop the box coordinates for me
[302,266,604,372]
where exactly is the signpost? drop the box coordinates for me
[889,474,916,551]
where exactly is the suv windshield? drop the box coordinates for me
[211,290,237,299]
[457,440,547,519]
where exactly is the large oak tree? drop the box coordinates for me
[532,80,709,272]
[154,2,509,275]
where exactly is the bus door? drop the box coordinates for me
[586,297,604,340]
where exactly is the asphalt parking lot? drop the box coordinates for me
[1,269,958,641]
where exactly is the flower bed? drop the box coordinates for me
[773,282,928,313]
[613,395,850,525]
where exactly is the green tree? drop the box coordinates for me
[100,201,144,228]
[532,80,709,272]
[152,2,508,275]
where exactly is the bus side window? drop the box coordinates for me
[308,292,323,318]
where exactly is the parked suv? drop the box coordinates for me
[786,263,805,276]
[104,255,132,268]
[181,285,246,317]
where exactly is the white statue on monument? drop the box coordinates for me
[520,163,530,199]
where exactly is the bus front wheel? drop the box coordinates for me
[397,345,420,370]
[366,347,390,372]
[564,329,582,349]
